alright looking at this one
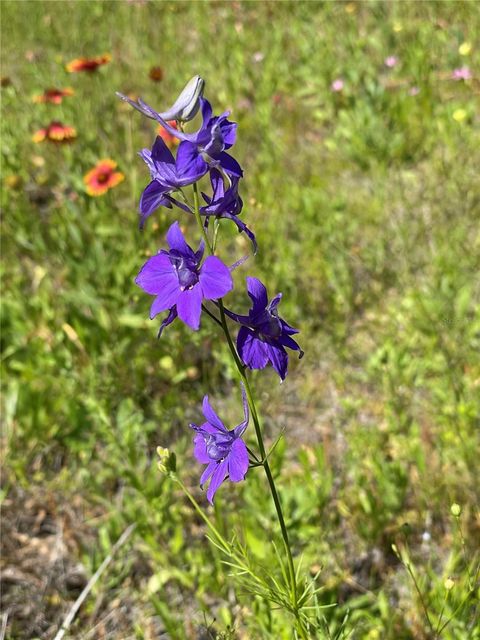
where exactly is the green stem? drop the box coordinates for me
[191,182,306,634]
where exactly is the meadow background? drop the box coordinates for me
[1,1,479,638]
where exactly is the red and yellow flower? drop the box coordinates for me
[32,121,77,143]
[33,87,74,104]
[83,159,124,196]
[157,120,179,149]
[66,54,111,73]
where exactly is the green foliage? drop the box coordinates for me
[1,1,479,638]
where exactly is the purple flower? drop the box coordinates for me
[190,386,249,503]
[225,277,303,381]
[451,66,472,81]
[119,93,243,178]
[200,169,257,252]
[138,136,208,227]
[135,222,233,331]
[384,56,398,68]
[331,78,344,92]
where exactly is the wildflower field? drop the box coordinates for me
[1,1,479,638]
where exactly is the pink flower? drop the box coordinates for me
[331,78,344,92]
[451,66,472,81]
[408,86,420,96]
[384,56,398,68]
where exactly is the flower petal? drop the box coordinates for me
[246,277,268,313]
[202,396,227,432]
[150,284,180,319]
[139,180,171,227]
[193,433,210,464]
[217,151,243,177]
[266,343,289,380]
[206,459,229,504]
[176,141,208,185]
[176,284,203,330]
[237,327,269,370]
[199,256,233,300]
[227,439,249,482]
[135,253,177,295]
[279,333,303,355]
[200,460,217,487]
[166,221,193,257]
[157,307,177,338]
[151,136,175,165]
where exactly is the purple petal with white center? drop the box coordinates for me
[202,396,227,432]
[237,327,269,370]
[193,433,210,464]
[176,283,203,330]
[135,254,177,295]
[139,180,171,226]
[228,439,249,482]
[206,459,229,504]
[199,256,233,300]
[266,343,289,380]
[246,277,268,313]
[200,461,216,487]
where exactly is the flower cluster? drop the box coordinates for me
[121,77,303,501]
[31,52,124,198]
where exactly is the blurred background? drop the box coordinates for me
[1,1,479,638]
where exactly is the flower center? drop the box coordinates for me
[170,254,199,290]
[205,433,233,461]
[97,171,110,184]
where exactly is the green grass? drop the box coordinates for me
[1,1,479,638]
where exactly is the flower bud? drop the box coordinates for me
[159,75,205,122]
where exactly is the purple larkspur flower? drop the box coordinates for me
[135,221,233,331]
[190,386,249,503]
[200,169,257,252]
[451,66,472,81]
[118,93,242,178]
[225,277,303,381]
[138,136,208,227]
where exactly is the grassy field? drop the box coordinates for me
[1,1,479,638]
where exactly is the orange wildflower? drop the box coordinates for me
[157,120,179,148]
[66,54,111,73]
[32,121,77,143]
[83,160,124,196]
[33,87,74,104]
[149,66,164,82]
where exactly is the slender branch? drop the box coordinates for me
[53,524,136,640]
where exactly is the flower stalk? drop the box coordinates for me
[191,182,306,635]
